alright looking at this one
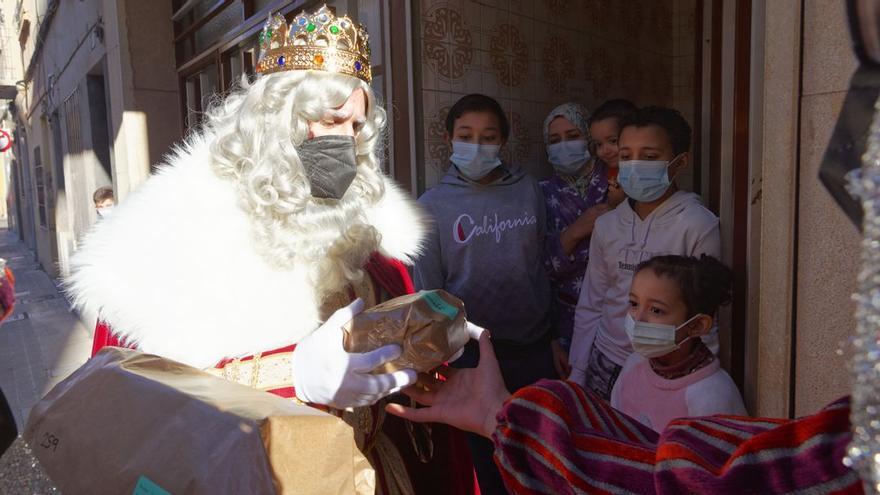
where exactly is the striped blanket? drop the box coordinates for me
[493,379,860,494]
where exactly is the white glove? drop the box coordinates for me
[291,298,418,409]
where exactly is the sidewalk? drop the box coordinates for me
[0,229,91,430]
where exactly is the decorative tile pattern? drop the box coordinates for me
[542,0,574,16]
[489,24,529,88]
[426,104,453,174]
[585,38,615,99]
[423,5,475,80]
[542,34,575,95]
[415,0,697,190]
[508,110,532,165]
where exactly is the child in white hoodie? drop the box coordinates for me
[568,106,720,399]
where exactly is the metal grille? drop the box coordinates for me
[63,88,91,245]
[33,147,45,227]
[194,3,245,53]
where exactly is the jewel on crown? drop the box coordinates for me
[255,5,372,83]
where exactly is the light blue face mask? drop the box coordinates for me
[547,139,591,175]
[450,141,502,181]
[618,155,682,202]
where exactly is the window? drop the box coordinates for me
[171,0,412,186]
[33,145,46,227]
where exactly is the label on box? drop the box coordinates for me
[133,476,171,495]
[423,291,459,320]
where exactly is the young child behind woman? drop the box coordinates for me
[588,99,636,208]
[610,254,746,433]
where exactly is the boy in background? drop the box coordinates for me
[93,186,115,219]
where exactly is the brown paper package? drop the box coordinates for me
[24,347,374,495]
[343,289,470,373]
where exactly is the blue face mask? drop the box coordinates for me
[547,139,590,175]
[618,155,682,202]
[450,141,502,181]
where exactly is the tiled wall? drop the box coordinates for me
[672,0,697,192]
[417,0,697,191]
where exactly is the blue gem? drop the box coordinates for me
[298,17,307,25]
[354,61,363,71]
[278,56,286,66]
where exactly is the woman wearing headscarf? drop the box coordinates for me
[539,103,611,377]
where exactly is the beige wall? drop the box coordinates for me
[103,0,181,199]
[793,0,859,415]
[11,0,180,276]
[754,0,859,417]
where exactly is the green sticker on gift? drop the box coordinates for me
[133,476,171,495]
[423,290,459,320]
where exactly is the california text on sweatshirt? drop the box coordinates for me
[413,164,554,345]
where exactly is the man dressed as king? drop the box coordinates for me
[64,6,474,494]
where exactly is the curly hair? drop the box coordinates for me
[202,70,388,303]
[635,254,733,317]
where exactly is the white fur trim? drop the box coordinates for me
[370,180,426,264]
[65,136,425,368]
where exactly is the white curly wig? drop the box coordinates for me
[204,70,387,303]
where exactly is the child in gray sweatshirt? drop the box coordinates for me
[413,93,556,495]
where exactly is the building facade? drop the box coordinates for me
[0,0,863,419]
[6,0,180,278]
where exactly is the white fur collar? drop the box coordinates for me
[65,136,426,368]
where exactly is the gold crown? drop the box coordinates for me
[255,6,372,83]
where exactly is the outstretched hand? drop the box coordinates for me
[385,322,511,439]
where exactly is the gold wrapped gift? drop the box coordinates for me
[343,290,470,373]
[24,347,374,495]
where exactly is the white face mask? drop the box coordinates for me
[624,313,701,359]
[450,141,502,181]
[547,139,590,175]
[96,206,114,219]
[618,154,683,202]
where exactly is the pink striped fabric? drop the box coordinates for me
[492,379,861,494]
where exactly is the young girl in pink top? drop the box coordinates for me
[610,254,746,432]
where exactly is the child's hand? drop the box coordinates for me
[608,181,626,207]
[561,203,611,255]
[551,339,571,378]
[574,203,611,237]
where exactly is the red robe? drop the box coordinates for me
[91,252,477,495]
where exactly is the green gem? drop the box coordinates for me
[330,25,340,35]
[306,23,316,32]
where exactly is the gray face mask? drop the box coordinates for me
[297,135,358,200]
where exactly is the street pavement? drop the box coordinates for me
[0,228,91,431]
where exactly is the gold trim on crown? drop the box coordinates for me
[256,5,372,83]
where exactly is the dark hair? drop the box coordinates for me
[445,94,510,140]
[635,254,732,317]
[618,106,692,156]
[93,186,115,205]
[589,99,637,127]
